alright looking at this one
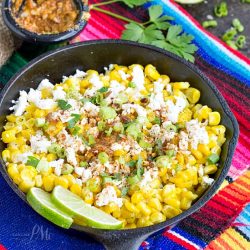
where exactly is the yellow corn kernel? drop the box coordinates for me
[150,212,166,224]
[145,64,160,80]
[208,112,221,126]
[211,145,221,155]
[43,175,55,192]
[35,175,43,187]
[162,205,181,219]
[136,201,151,216]
[150,179,162,189]
[145,83,154,92]
[2,149,10,161]
[180,197,193,210]
[126,217,136,224]
[204,165,218,175]
[211,125,226,135]
[55,176,69,189]
[173,82,190,90]
[4,122,15,130]
[47,153,57,162]
[84,191,94,205]
[2,130,16,143]
[20,168,36,182]
[187,155,196,165]
[161,75,170,84]
[6,114,17,122]
[176,153,185,165]
[109,70,122,82]
[19,179,35,193]
[197,106,212,121]
[125,223,137,229]
[198,144,210,156]
[185,88,200,104]
[113,149,126,157]
[217,134,226,146]
[70,183,82,196]
[41,88,52,99]
[145,122,153,129]
[10,149,21,162]
[112,209,121,218]
[124,200,139,214]
[121,207,135,219]
[164,197,181,209]
[131,192,144,204]
[137,217,150,227]
[178,108,192,124]
[34,109,46,118]
[191,149,203,160]
[148,198,162,211]
[7,163,19,179]
[63,174,75,187]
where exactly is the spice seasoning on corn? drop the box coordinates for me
[2,64,226,229]
[12,0,79,34]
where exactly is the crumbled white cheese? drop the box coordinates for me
[53,87,66,100]
[37,79,54,90]
[82,102,100,116]
[140,169,159,188]
[165,97,186,123]
[74,69,87,78]
[12,152,32,164]
[166,84,172,93]
[96,186,123,207]
[118,70,128,80]
[81,167,92,183]
[66,147,77,167]
[198,166,204,177]
[27,88,56,110]
[162,130,176,142]
[186,119,209,149]
[131,65,145,91]
[84,74,103,97]
[202,176,214,185]
[49,159,64,176]
[122,103,147,118]
[148,80,166,110]
[130,141,143,155]
[10,90,29,116]
[75,178,83,185]
[74,166,85,176]
[106,80,125,104]
[111,143,123,151]
[149,124,161,138]
[89,127,99,138]
[179,131,189,151]
[30,131,51,153]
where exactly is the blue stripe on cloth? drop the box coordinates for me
[171,227,207,248]
[235,203,250,237]
[147,0,250,84]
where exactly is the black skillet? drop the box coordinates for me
[0,40,239,250]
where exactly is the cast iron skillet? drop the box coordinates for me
[0,40,239,250]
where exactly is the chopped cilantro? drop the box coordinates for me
[26,156,40,168]
[57,99,72,110]
[127,160,137,167]
[98,87,109,93]
[67,114,81,129]
[71,126,81,136]
[128,82,136,88]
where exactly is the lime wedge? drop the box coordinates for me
[27,187,73,229]
[52,186,123,229]
[175,0,204,4]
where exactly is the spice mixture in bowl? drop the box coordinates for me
[12,0,79,34]
[2,63,226,229]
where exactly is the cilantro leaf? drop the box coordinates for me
[72,126,81,136]
[67,114,81,129]
[136,156,144,179]
[26,156,40,168]
[152,25,198,62]
[57,100,72,110]
[98,87,109,93]
[149,5,172,30]
[122,23,164,44]
[121,0,149,8]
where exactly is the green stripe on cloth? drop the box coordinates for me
[0,52,27,87]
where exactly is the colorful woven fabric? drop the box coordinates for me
[0,0,249,249]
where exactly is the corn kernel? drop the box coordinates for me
[209,112,221,126]
[185,88,200,104]
[7,163,19,179]
[173,82,190,90]
[125,200,139,213]
[145,64,160,80]
[148,198,162,211]
[198,144,210,156]
[35,175,43,187]
[43,175,55,192]
[70,183,82,196]
[19,179,35,193]
[150,212,166,224]
[131,192,144,204]
[2,130,16,143]
[55,176,69,189]
[2,149,10,161]
[47,153,57,162]
[136,201,151,216]
[204,165,218,175]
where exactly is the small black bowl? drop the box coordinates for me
[0,40,239,250]
[1,0,88,43]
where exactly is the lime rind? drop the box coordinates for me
[52,186,122,229]
[27,187,73,229]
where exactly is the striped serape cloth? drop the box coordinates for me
[0,0,249,249]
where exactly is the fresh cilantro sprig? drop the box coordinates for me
[90,1,198,62]
[57,99,72,110]
[26,156,40,168]
[67,114,81,129]
[122,6,197,62]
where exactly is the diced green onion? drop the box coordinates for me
[99,106,117,120]
[97,121,106,131]
[48,143,66,158]
[202,20,218,28]
[139,139,152,149]
[88,135,95,145]
[79,161,88,168]
[113,122,124,133]
[105,127,113,136]
[127,175,140,185]
[155,156,170,168]
[153,116,161,125]
[114,93,128,105]
[127,160,137,167]
[207,153,220,164]
[214,2,228,17]
[232,18,244,32]
[165,124,177,132]
[166,149,175,157]
[98,152,109,164]
[86,178,100,193]
[236,35,246,49]
[126,123,141,140]
[226,40,238,50]
[62,164,74,174]
[222,28,237,42]
[102,176,113,185]
[36,158,49,173]
[128,82,136,88]
[35,118,46,127]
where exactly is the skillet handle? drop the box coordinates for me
[102,235,149,250]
